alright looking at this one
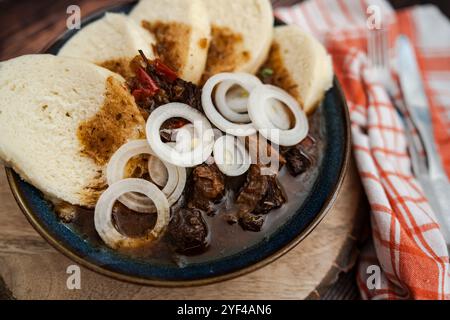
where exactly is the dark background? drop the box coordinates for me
[0,0,448,300]
[0,0,449,61]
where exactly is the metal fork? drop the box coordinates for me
[367,27,450,245]
[367,27,426,179]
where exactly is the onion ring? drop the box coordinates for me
[146,103,214,167]
[94,178,170,249]
[202,73,261,136]
[153,142,187,211]
[106,140,185,212]
[213,135,251,176]
[148,156,168,187]
[217,81,249,113]
[248,85,309,146]
[215,81,252,123]
[267,99,292,130]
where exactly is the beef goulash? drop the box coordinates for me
[0,0,334,265]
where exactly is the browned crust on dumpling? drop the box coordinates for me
[77,76,145,206]
[99,58,135,79]
[201,25,250,83]
[141,20,191,74]
[258,42,301,106]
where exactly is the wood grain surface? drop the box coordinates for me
[0,158,366,300]
[0,0,371,300]
[1,0,448,61]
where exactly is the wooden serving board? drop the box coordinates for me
[0,157,367,300]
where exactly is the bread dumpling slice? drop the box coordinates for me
[259,25,333,114]
[58,13,155,78]
[130,0,210,84]
[0,55,146,207]
[201,0,274,82]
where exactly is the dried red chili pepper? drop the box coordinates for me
[132,88,155,101]
[154,59,178,83]
[136,67,159,93]
[132,67,159,101]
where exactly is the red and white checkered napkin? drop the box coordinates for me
[275,0,450,299]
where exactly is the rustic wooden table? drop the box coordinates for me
[2,0,418,300]
[1,0,448,61]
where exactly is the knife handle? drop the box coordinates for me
[420,177,450,245]
[410,105,446,179]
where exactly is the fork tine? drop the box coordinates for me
[381,28,390,72]
[373,29,381,69]
[367,28,375,67]
[379,30,385,68]
[378,30,385,69]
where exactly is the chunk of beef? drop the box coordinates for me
[235,165,287,231]
[254,176,286,214]
[282,135,316,177]
[239,213,265,232]
[188,164,225,214]
[283,146,313,177]
[169,208,209,254]
[235,165,267,232]
[236,165,269,215]
[300,135,317,151]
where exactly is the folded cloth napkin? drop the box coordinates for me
[275,0,450,300]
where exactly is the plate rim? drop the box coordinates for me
[5,2,352,287]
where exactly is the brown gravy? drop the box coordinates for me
[201,25,250,84]
[141,20,191,75]
[100,58,135,79]
[259,42,300,104]
[76,76,145,206]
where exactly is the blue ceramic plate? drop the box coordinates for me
[6,2,351,286]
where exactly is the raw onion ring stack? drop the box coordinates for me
[106,140,186,213]
[202,73,308,147]
[146,103,215,167]
[248,85,309,146]
[94,178,170,249]
[202,73,261,136]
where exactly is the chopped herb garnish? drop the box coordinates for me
[260,68,274,77]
